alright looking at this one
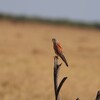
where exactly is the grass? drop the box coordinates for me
[0,16,100,100]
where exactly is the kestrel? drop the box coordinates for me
[52,38,68,67]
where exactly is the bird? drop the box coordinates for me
[52,38,68,67]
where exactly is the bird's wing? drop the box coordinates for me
[56,42,63,52]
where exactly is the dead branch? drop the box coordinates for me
[53,56,100,100]
[54,56,67,100]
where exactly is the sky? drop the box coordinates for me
[0,0,100,22]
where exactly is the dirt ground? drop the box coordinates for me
[0,20,100,100]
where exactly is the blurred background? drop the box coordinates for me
[0,0,100,100]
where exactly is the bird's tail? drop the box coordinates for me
[60,53,68,67]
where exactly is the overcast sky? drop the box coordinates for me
[0,0,100,22]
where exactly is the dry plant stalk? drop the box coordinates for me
[53,56,100,100]
[54,56,67,100]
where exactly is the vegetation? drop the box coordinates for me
[0,13,100,29]
[0,18,100,100]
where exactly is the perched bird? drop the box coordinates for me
[52,38,68,67]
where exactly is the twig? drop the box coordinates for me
[56,77,67,99]
[54,56,67,100]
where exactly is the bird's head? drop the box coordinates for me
[52,38,56,43]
